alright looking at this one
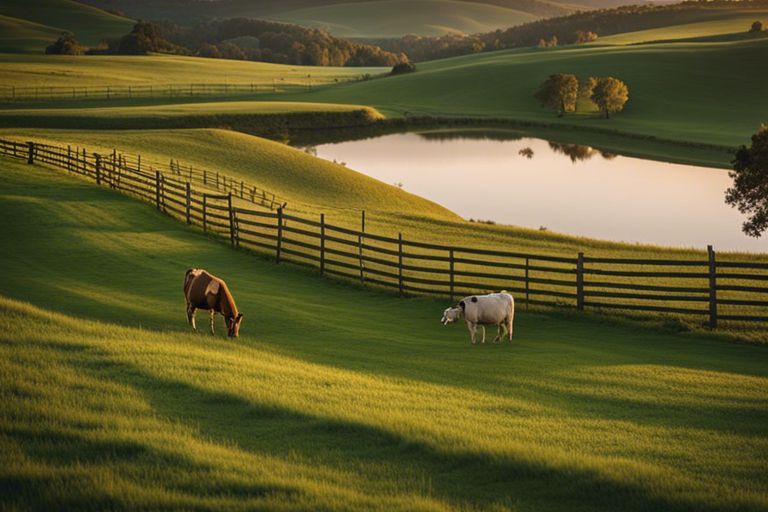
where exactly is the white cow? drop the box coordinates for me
[441,292,514,344]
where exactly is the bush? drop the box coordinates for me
[749,20,764,32]
[45,33,82,55]
[391,62,416,75]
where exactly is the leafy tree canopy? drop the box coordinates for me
[726,124,768,237]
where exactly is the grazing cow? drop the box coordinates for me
[184,268,243,337]
[441,292,514,344]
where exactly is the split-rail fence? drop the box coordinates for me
[2,137,766,329]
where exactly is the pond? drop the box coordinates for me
[303,130,765,253]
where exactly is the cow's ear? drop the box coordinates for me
[471,296,478,303]
[236,313,243,321]
[459,300,465,310]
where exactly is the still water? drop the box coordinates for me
[306,130,765,253]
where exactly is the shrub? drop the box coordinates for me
[391,62,416,75]
[749,20,764,32]
[45,33,82,55]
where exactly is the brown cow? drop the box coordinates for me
[184,268,243,337]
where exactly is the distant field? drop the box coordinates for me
[281,38,768,149]
[2,159,767,510]
[0,53,386,88]
[0,0,134,51]
[270,0,538,38]
[596,10,768,45]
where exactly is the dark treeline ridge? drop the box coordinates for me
[90,18,408,67]
[370,0,768,61]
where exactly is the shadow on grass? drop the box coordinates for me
[77,355,754,512]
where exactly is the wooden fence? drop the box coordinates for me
[0,79,357,103]
[2,137,767,329]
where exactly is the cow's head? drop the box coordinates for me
[441,307,462,325]
[227,313,244,337]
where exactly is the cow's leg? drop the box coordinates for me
[493,324,502,343]
[508,316,514,342]
[187,304,197,331]
[480,325,486,344]
[209,310,216,335]
[467,321,477,345]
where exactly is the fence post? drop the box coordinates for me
[94,154,102,185]
[398,233,404,297]
[525,257,530,310]
[708,245,717,329]
[449,249,455,302]
[276,207,284,264]
[359,210,365,283]
[185,182,191,224]
[202,194,207,232]
[155,170,162,210]
[228,193,236,247]
[576,252,585,310]
[26,141,34,164]
[67,145,72,172]
[204,169,207,185]
[320,213,325,275]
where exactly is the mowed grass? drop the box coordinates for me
[0,0,134,50]
[2,158,768,511]
[0,53,386,88]
[270,0,538,38]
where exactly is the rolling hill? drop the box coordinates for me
[0,0,134,51]
[2,147,768,511]
[269,0,539,38]
[281,37,768,149]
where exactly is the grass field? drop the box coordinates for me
[595,10,768,45]
[0,0,134,51]
[270,0,538,38]
[0,53,385,88]
[278,37,768,149]
[2,158,767,511]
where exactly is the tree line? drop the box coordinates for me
[373,0,768,62]
[48,19,408,67]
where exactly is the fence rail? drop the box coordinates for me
[2,137,767,328]
[0,79,362,103]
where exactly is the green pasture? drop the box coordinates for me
[0,0,134,51]
[0,53,386,88]
[594,10,768,45]
[1,158,768,511]
[282,38,768,149]
[3,128,767,341]
[270,0,538,38]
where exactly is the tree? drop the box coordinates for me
[45,33,82,55]
[391,62,416,75]
[726,124,768,237]
[749,20,763,32]
[534,74,579,117]
[590,76,629,119]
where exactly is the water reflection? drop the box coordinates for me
[309,130,764,252]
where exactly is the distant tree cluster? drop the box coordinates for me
[535,74,629,118]
[537,36,558,48]
[574,30,598,43]
[390,62,416,75]
[727,124,768,237]
[749,20,764,31]
[45,33,83,55]
[90,19,408,67]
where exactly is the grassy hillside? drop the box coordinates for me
[270,0,538,38]
[0,15,63,54]
[596,10,768,45]
[2,158,768,510]
[0,53,385,88]
[282,38,768,149]
[0,0,134,50]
